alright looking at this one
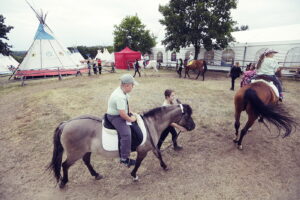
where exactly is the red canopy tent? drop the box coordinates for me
[114,47,141,69]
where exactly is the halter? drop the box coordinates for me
[179,104,184,114]
[177,104,185,124]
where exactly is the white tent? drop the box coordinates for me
[0,54,19,75]
[94,50,103,60]
[70,49,85,65]
[16,4,84,77]
[94,48,114,66]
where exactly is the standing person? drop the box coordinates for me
[229,62,243,90]
[97,59,102,75]
[256,49,283,101]
[92,61,98,75]
[106,74,138,167]
[133,59,141,77]
[87,60,91,76]
[157,89,184,151]
[177,58,184,78]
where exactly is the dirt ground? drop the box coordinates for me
[0,70,299,200]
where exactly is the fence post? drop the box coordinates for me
[58,67,62,80]
[21,76,26,86]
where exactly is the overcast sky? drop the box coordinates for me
[1,0,300,51]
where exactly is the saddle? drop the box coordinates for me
[251,78,279,97]
[187,60,195,66]
[102,114,147,152]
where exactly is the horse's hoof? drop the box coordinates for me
[59,182,66,189]
[163,166,169,171]
[237,145,243,150]
[233,138,238,143]
[132,175,139,182]
[95,174,103,180]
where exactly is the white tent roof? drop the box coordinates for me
[19,11,79,71]
[95,48,114,62]
[0,54,19,74]
[232,24,300,44]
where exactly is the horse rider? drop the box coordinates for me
[187,52,194,65]
[157,89,184,151]
[255,49,283,101]
[106,74,138,167]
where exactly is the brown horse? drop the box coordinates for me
[184,60,207,81]
[47,104,195,188]
[233,81,296,150]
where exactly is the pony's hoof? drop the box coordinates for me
[233,138,238,143]
[163,166,169,171]
[95,174,103,180]
[132,175,139,182]
[59,182,66,189]
[237,145,243,150]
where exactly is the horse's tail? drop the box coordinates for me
[47,121,66,183]
[244,88,296,137]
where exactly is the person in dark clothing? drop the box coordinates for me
[87,60,91,76]
[229,62,243,90]
[97,59,102,75]
[177,58,184,78]
[92,62,98,75]
[133,59,141,77]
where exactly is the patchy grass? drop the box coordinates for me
[0,70,299,200]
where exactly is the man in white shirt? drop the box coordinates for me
[106,74,138,166]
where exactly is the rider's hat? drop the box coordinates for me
[120,74,139,85]
[264,49,278,55]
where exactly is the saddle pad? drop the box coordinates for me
[102,114,147,151]
[187,60,194,66]
[251,79,279,97]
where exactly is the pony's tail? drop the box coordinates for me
[47,122,65,183]
[244,88,297,137]
[203,60,207,72]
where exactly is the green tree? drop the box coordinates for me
[159,0,237,59]
[113,15,156,54]
[0,15,14,55]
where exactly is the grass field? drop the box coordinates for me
[0,69,299,200]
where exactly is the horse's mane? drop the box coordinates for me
[143,106,165,117]
[143,104,193,118]
[70,115,102,123]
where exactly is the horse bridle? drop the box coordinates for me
[176,104,185,124]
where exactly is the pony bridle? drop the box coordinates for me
[179,104,184,113]
[177,104,185,124]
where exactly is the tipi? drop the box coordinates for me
[0,54,19,74]
[16,3,86,77]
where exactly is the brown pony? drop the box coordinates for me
[184,60,207,81]
[47,104,195,188]
[233,81,296,150]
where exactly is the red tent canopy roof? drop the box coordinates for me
[116,47,139,54]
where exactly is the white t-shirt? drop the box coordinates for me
[107,87,129,115]
[257,57,279,75]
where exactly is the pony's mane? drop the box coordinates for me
[143,106,165,117]
[143,104,193,118]
[184,104,193,116]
